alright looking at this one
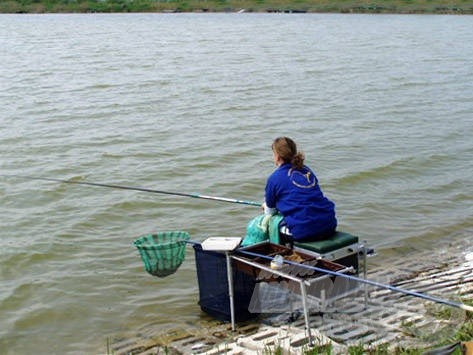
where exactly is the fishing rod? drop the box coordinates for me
[237,249,473,313]
[7,175,261,207]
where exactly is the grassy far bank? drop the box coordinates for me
[1,0,472,14]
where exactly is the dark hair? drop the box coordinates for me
[272,137,305,170]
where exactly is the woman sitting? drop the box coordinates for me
[263,136,337,245]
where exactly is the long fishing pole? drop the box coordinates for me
[237,249,473,313]
[7,175,261,207]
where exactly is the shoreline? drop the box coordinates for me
[108,235,473,354]
[1,1,472,15]
[1,11,472,15]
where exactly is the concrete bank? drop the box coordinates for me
[109,237,473,354]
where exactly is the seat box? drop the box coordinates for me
[294,231,359,273]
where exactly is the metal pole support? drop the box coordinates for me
[225,251,236,331]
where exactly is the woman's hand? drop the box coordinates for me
[262,202,276,215]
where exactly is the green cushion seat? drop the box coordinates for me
[294,231,359,254]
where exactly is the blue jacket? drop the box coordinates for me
[265,163,337,240]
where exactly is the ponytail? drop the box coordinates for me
[291,152,305,170]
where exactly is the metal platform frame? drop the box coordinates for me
[224,243,369,346]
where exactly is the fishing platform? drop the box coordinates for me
[113,235,473,354]
[192,230,368,346]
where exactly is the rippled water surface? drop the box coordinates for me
[0,13,472,354]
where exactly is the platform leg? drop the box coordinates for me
[362,242,368,309]
[300,282,312,346]
[226,252,236,331]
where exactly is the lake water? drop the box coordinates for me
[0,13,472,354]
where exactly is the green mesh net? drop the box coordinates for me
[134,231,190,278]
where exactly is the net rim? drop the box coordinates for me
[133,231,190,250]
